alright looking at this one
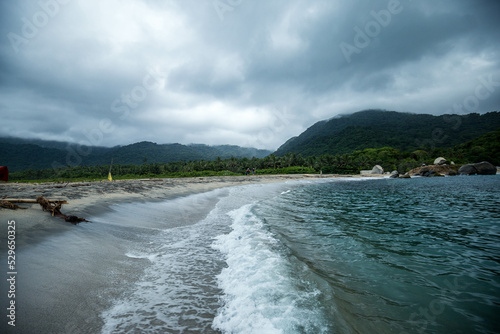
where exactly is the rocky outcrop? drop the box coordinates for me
[371,165,384,174]
[390,171,399,178]
[458,161,496,175]
[408,165,458,177]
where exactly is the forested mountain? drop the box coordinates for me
[274,110,500,157]
[454,128,500,165]
[0,138,271,171]
[2,110,500,173]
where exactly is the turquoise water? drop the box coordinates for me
[251,176,500,333]
[98,175,500,333]
[5,176,499,333]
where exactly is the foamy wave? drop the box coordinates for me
[124,252,158,262]
[212,204,328,334]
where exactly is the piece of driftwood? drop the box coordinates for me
[36,196,63,216]
[1,196,89,224]
[36,196,89,224]
[0,200,27,210]
[3,198,68,204]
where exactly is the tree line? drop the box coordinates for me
[9,140,496,182]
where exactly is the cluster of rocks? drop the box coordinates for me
[361,158,498,179]
[402,159,497,178]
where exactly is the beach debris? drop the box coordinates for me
[0,196,89,224]
[64,215,88,224]
[70,183,91,187]
[36,195,89,224]
[1,198,68,205]
[0,200,27,210]
[36,196,64,216]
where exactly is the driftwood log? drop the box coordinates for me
[36,196,89,224]
[0,200,28,210]
[36,196,64,216]
[3,198,68,204]
[0,196,88,224]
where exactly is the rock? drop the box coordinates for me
[418,167,433,177]
[371,165,384,174]
[434,157,447,165]
[400,174,411,178]
[474,161,497,175]
[458,161,496,175]
[447,169,457,176]
[458,164,477,175]
[390,171,399,178]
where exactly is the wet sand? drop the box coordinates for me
[1,174,379,239]
[1,174,386,333]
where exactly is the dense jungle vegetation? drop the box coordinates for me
[8,128,499,182]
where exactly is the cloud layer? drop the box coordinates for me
[1,0,499,149]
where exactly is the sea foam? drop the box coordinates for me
[212,204,329,334]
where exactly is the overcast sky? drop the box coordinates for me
[1,0,499,150]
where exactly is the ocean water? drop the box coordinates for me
[4,176,500,333]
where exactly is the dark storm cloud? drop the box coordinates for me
[0,0,499,149]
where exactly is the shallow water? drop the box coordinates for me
[2,176,499,333]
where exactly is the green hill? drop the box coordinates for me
[274,110,500,157]
[454,128,500,166]
[0,138,271,171]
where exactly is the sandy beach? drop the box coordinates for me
[0,174,379,240]
[2,174,497,333]
[1,173,389,333]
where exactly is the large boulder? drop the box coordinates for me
[458,161,496,175]
[434,157,447,165]
[458,164,478,175]
[475,161,497,175]
[371,165,384,174]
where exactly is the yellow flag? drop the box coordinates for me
[108,172,113,181]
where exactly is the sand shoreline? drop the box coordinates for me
[0,174,384,246]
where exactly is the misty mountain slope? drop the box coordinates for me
[0,139,271,171]
[274,110,500,157]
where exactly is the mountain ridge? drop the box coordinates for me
[0,138,272,171]
[274,110,500,157]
